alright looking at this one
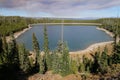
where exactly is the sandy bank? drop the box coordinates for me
[96,27,114,37]
[6,25,32,42]
[69,41,113,60]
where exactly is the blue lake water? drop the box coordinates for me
[16,25,113,51]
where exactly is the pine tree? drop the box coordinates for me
[52,50,61,74]
[70,60,78,74]
[32,33,40,65]
[59,42,71,76]
[2,36,8,56]
[39,55,45,74]
[82,55,91,73]
[0,36,8,64]
[0,36,3,63]
[112,42,120,63]
[43,25,49,54]
[18,44,31,73]
[8,33,19,65]
[99,48,108,74]
[90,52,101,73]
[0,36,2,53]
[62,43,70,75]
[43,25,50,71]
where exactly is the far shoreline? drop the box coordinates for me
[6,25,32,42]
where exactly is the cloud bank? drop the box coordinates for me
[0,0,120,17]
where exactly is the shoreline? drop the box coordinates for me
[6,25,114,58]
[69,41,113,59]
[69,27,114,59]
[31,23,102,26]
[6,25,32,42]
[96,27,114,37]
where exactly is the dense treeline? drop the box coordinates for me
[0,16,98,36]
[98,18,120,37]
[0,16,40,36]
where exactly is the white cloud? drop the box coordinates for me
[0,0,120,17]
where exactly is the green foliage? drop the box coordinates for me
[79,62,85,73]
[60,43,70,76]
[43,25,49,54]
[29,57,35,68]
[70,60,78,74]
[0,36,2,53]
[90,52,101,73]
[32,33,40,64]
[90,48,109,74]
[0,16,120,78]
[0,34,19,65]
[0,36,8,64]
[18,44,31,73]
[52,51,61,74]
[8,33,19,65]
[112,43,120,64]
[99,48,109,74]
[39,55,45,74]
[98,18,120,44]
[43,25,51,71]
[52,42,71,76]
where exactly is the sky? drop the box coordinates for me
[0,0,120,18]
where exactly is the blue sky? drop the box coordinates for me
[0,0,120,18]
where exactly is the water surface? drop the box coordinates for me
[16,25,113,51]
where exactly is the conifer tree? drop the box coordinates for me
[8,33,19,65]
[0,36,2,53]
[43,25,51,70]
[0,36,3,63]
[2,36,8,55]
[61,43,70,75]
[39,55,45,74]
[59,42,71,76]
[99,48,108,74]
[18,44,31,73]
[0,36,8,64]
[32,33,40,65]
[43,25,49,54]
[70,60,78,74]
[82,55,91,73]
[90,52,101,73]
[52,50,61,74]
[112,42,120,63]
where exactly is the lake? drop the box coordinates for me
[16,25,113,51]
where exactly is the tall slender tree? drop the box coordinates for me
[39,55,45,74]
[99,48,108,74]
[0,36,8,64]
[90,52,101,73]
[32,33,40,65]
[55,42,71,76]
[43,25,49,54]
[8,33,19,65]
[0,36,2,53]
[18,44,31,73]
[112,42,120,64]
[61,43,70,75]
[43,25,51,71]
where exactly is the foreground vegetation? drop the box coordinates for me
[0,16,120,80]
